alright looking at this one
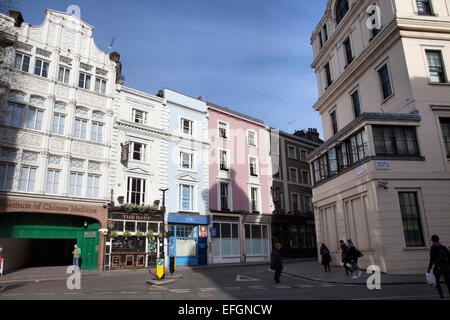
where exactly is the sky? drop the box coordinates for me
[7,0,327,136]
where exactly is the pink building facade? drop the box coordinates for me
[207,102,272,264]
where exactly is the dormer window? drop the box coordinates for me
[336,0,349,26]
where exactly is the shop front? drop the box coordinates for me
[167,214,209,266]
[0,197,107,272]
[106,209,164,270]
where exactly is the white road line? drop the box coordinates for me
[3,293,24,296]
[199,288,217,292]
[248,286,267,290]
[64,292,82,295]
[121,292,140,294]
[93,292,112,295]
[294,284,315,288]
[273,285,292,289]
[319,284,336,287]
[224,287,242,291]
[169,289,191,293]
[36,292,55,295]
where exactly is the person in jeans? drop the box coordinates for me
[427,235,450,299]
[271,243,283,283]
[339,240,353,277]
[347,239,363,279]
[72,244,81,269]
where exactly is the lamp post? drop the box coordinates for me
[159,188,169,278]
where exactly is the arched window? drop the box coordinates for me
[336,0,349,25]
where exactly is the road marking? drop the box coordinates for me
[3,293,24,296]
[319,284,336,287]
[224,287,242,291]
[93,292,111,295]
[121,291,139,294]
[169,289,191,293]
[273,285,292,289]
[149,285,167,291]
[236,274,261,282]
[294,284,315,288]
[248,285,267,290]
[199,288,217,292]
[36,292,55,295]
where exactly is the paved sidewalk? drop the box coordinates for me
[282,260,426,285]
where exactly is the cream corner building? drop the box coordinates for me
[308,0,450,274]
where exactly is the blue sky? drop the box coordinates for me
[11,0,327,136]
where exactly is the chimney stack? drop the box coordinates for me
[9,10,24,27]
[109,52,122,84]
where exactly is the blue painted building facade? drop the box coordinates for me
[162,89,210,266]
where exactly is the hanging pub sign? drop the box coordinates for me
[199,225,208,238]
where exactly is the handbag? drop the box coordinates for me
[426,272,436,286]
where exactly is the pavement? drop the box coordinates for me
[0,258,426,286]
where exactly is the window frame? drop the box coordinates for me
[416,0,433,16]
[127,176,147,205]
[425,50,447,84]
[398,191,426,248]
[247,129,257,147]
[378,64,393,101]
[34,58,50,78]
[439,117,450,158]
[78,72,92,90]
[58,65,71,84]
[14,52,31,72]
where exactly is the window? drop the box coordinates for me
[292,193,300,213]
[304,195,313,213]
[250,187,259,213]
[220,182,230,211]
[245,224,269,256]
[323,24,328,42]
[289,167,298,183]
[58,66,70,84]
[336,0,349,25]
[180,151,194,170]
[52,113,65,135]
[300,149,307,161]
[373,126,419,157]
[302,170,310,185]
[330,111,338,135]
[439,118,450,157]
[132,109,147,124]
[78,72,91,90]
[179,184,194,211]
[351,90,361,118]
[416,0,432,15]
[398,192,425,247]
[26,108,43,131]
[90,122,103,143]
[127,177,146,205]
[131,142,146,162]
[0,163,15,191]
[349,130,369,163]
[181,118,193,135]
[73,118,87,140]
[220,150,229,171]
[69,172,83,197]
[344,38,353,66]
[248,130,257,147]
[426,50,446,84]
[19,166,37,192]
[0,147,17,160]
[378,65,393,100]
[249,157,258,176]
[14,52,30,72]
[325,63,332,87]
[34,59,49,78]
[87,175,100,198]
[94,78,107,94]
[46,169,60,194]
[218,121,228,139]
[319,32,323,49]
[5,102,23,127]
[328,148,338,175]
[287,145,296,159]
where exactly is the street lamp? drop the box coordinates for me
[159,188,169,278]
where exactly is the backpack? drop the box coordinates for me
[436,245,450,267]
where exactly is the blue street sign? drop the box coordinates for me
[157,259,163,266]
[211,227,217,238]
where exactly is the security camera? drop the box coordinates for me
[378,180,389,189]
[103,202,108,209]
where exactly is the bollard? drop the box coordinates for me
[169,256,175,274]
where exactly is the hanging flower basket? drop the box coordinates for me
[123,231,132,240]
[123,204,133,213]
[146,231,154,239]
[157,232,163,239]
[110,231,118,240]
[135,232,144,239]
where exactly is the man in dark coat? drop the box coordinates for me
[320,243,332,272]
[339,240,353,276]
[427,235,450,299]
[271,243,283,283]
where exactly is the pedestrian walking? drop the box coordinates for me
[320,243,332,272]
[427,235,450,300]
[339,240,353,277]
[271,243,283,284]
[347,239,363,279]
[72,244,81,269]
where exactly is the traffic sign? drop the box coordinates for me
[156,259,164,279]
